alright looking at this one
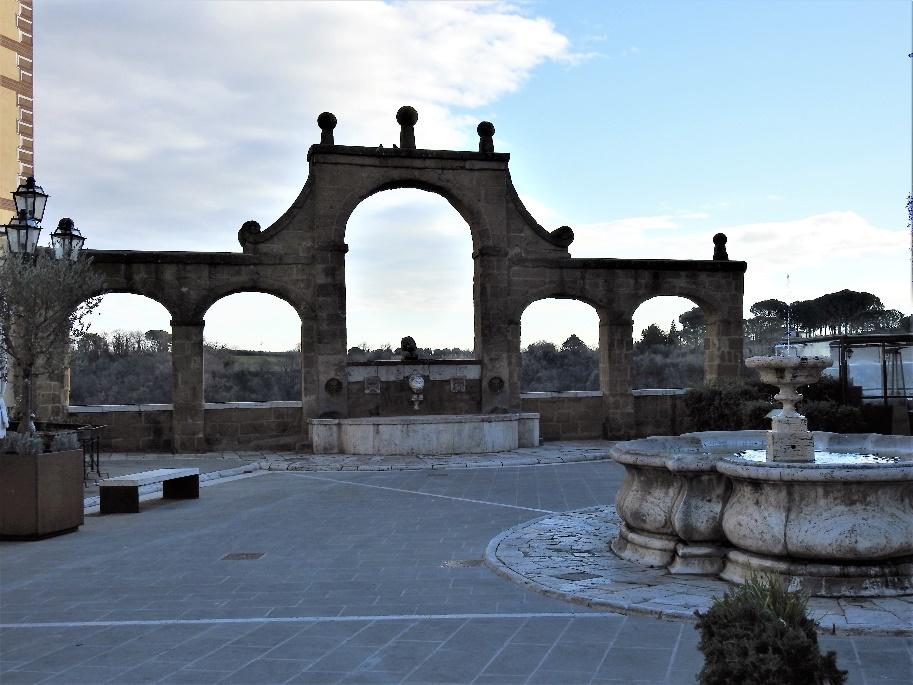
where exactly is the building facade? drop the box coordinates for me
[0,0,32,411]
[0,0,32,208]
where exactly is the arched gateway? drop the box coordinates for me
[71,109,746,452]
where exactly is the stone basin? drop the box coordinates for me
[610,433,740,574]
[309,413,540,456]
[610,431,913,597]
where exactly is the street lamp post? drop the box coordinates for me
[1,177,88,432]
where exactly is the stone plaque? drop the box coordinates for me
[364,376,381,394]
[450,376,466,393]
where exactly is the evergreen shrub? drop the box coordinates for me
[695,574,846,685]
[683,380,774,431]
[802,401,868,433]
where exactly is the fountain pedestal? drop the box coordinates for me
[746,354,832,462]
[768,414,815,462]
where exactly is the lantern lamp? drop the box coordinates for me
[50,218,86,261]
[4,209,42,255]
[12,176,49,223]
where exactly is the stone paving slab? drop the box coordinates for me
[84,441,614,507]
[485,505,913,636]
[94,441,612,477]
[3,463,910,683]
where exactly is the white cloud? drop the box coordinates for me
[528,207,904,344]
[570,209,909,317]
[38,1,575,348]
[37,1,574,254]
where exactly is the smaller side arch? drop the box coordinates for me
[511,289,603,327]
[195,285,313,323]
[88,286,179,322]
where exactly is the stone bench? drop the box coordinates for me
[99,468,200,514]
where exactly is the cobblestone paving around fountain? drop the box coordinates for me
[485,505,913,636]
[273,440,613,471]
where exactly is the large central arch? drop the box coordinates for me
[70,108,746,451]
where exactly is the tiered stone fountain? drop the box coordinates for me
[611,354,913,597]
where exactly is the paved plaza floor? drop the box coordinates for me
[2,449,911,684]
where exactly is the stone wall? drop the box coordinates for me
[67,404,174,453]
[346,361,482,417]
[67,401,303,452]
[521,389,690,441]
[631,389,689,437]
[520,392,604,440]
[70,391,689,451]
[203,403,303,450]
[50,112,745,451]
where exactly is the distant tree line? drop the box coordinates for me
[70,330,301,405]
[749,290,906,338]
[68,289,909,404]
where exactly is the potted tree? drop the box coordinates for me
[0,177,103,540]
[0,430,85,539]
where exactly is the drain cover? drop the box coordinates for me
[222,552,264,560]
[553,571,600,581]
[441,559,483,568]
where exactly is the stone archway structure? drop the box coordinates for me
[76,108,746,452]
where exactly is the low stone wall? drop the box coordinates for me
[520,392,604,440]
[67,404,174,453]
[521,389,689,440]
[632,389,689,437]
[203,403,303,450]
[69,389,690,451]
[67,401,304,452]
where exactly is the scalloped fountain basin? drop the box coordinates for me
[610,431,913,597]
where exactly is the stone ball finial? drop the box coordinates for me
[712,232,729,261]
[317,112,337,145]
[317,111,337,130]
[237,220,262,247]
[549,225,575,248]
[396,106,418,127]
[477,121,495,153]
[396,106,418,149]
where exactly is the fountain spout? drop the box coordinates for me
[407,373,425,411]
[746,354,833,462]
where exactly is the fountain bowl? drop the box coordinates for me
[745,354,834,388]
[610,431,913,597]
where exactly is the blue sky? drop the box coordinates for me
[34,0,911,350]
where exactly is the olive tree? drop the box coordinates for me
[0,250,104,432]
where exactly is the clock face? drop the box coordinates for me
[408,373,425,392]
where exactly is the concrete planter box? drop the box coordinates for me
[0,449,84,540]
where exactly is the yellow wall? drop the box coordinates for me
[1,0,26,200]
[0,1,19,79]
[0,87,15,202]
[1,0,25,408]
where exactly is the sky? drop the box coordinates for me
[31,0,912,351]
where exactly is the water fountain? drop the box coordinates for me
[611,353,913,597]
[309,336,540,456]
